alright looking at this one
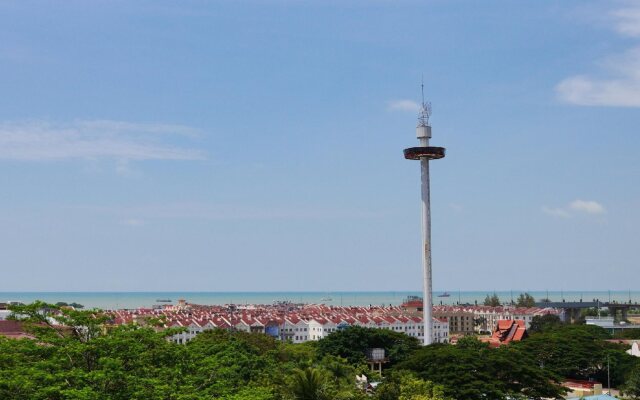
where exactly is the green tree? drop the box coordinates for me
[397,375,447,400]
[528,314,562,334]
[614,329,640,340]
[514,323,637,387]
[289,368,330,400]
[316,326,420,367]
[376,371,447,400]
[624,364,640,399]
[581,307,610,320]
[395,338,565,400]
[516,293,536,307]
[1,302,289,399]
[483,293,501,307]
[318,355,355,386]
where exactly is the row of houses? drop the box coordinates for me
[109,303,450,345]
[401,300,562,334]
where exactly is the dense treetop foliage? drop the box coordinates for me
[395,336,566,400]
[615,328,640,340]
[528,314,563,334]
[483,293,501,307]
[2,302,640,400]
[624,364,640,399]
[315,326,420,366]
[0,302,367,400]
[516,292,536,307]
[514,323,639,388]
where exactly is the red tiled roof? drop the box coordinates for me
[490,319,527,345]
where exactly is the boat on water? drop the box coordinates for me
[437,292,451,298]
[156,299,172,303]
[320,297,333,302]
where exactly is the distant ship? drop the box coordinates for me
[437,292,451,298]
[320,292,333,302]
[156,299,172,303]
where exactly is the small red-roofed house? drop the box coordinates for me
[488,319,527,346]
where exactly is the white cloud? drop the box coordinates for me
[611,7,640,38]
[0,120,205,162]
[556,5,640,107]
[388,99,421,112]
[543,199,606,218]
[556,48,640,107]
[542,207,571,218]
[569,199,606,214]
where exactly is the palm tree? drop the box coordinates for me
[290,367,329,400]
[321,356,354,385]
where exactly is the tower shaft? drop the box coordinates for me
[421,157,433,345]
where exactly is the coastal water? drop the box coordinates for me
[1,290,639,310]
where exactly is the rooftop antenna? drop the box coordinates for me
[418,75,432,127]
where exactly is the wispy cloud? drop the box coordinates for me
[0,120,205,162]
[569,199,606,214]
[556,5,640,107]
[611,6,640,37]
[387,99,420,112]
[542,199,606,218]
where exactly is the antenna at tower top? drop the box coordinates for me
[418,76,432,127]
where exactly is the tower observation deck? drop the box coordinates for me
[403,88,446,345]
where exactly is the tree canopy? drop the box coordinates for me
[483,293,501,307]
[315,326,420,367]
[528,314,563,334]
[614,328,640,340]
[516,293,536,307]
[0,302,369,400]
[395,337,566,400]
[624,364,640,399]
[2,302,639,400]
[513,323,639,387]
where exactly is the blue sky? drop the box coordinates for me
[0,0,639,292]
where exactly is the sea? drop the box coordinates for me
[0,291,638,310]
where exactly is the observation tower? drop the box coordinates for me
[403,85,446,345]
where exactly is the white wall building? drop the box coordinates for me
[165,311,449,345]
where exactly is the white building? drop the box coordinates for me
[432,318,449,343]
[166,311,448,345]
[281,317,309,343]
